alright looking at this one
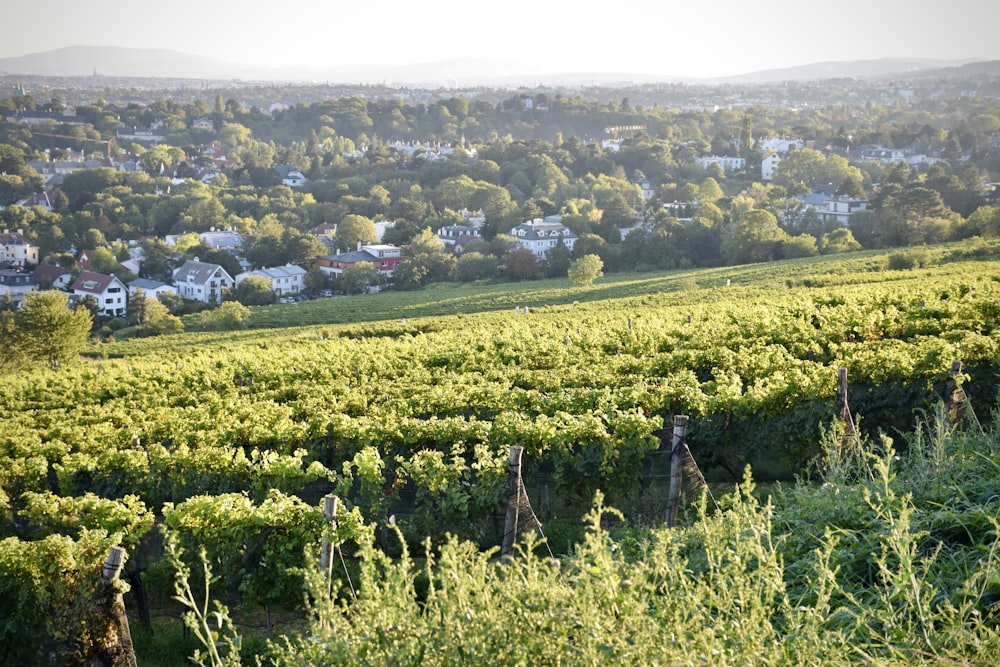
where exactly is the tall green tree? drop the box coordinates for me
[341,261,380,294]
[229,276,276,306]
[335,215,378,252]
[724,209,788,264]
[392,228,456,289]
[16,291,93,368]
[567,254,604,286]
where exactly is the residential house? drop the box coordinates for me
[128,278,177,301]
[4,109,85,125]
[635,176,656,201]
[0,269,38,303]
[761,153,782,181]
[71,270,127,317]
[759,138,805,154]
[696,155,746,172]
[236,264,307,296]
[172,259,234,304]
[33,264,72,289]
[164,230,243,250]
[317,244,403,278]
[75,249,98,271]
[198,230,244,251]
[275,165,307,187]
[794,190,869,227]
[0,230,40,267]
[312,222,337,239]
[437,225,482,253]
[860,146,907,164]
[509,218,578,258]
[15,192,53,210]
[116,123,166,144]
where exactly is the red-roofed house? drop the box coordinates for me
[71,270,127,317]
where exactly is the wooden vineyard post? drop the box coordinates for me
[945,359,968,423]
[319,494,339,578]
[501,446,524,558]
[101,546,137,667]
[665,415,689,527]
[838,368,856,448]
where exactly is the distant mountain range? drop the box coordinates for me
[0,46,994,88]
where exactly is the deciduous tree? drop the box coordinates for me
[568,254,604,286]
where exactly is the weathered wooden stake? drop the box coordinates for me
[101,546,137,667]
[945,359,968,422]
[501,446,524,557]
[838,368,856,446]
[319,494,339,577]
[665,415,689,527]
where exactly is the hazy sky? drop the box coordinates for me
[4,0,1000,78]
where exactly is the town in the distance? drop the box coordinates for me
[2,56,1000,336]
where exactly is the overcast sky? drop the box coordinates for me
[3,0,1000,79]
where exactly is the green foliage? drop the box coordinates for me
[10,290,92,369]
[197,301,251,330]
[0,530,128,665]
[229,276,276,306]
[161,490,325,609]
[567,253,604,286]
[273,425,1000,664]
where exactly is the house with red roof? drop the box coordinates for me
[71,270,127,317]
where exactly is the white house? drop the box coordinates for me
[437,225,482,252]
[275,165,307,187]
[794,192,869,227]
[236,264,307,296]
[71,270,128,317]
[172,259,234,304]
[128,277,177,301]
[759,138,805,154]
[696,155,746,172]
[762,153,782,182]
[509,219,578,257]
[0,229,40,267]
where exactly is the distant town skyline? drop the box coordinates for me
[3,0,1000,80]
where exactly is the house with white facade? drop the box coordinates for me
[33,264,72,289]
[0,229,40,267]
[696,155,746,172]
[794,191,869,227]
[437,225,482,253]
[759,138,805,154]
[762,153,783,181]
[275,165,307,187]
[71,271,128,317]
[509,219,578,257]
[128,278,177,301]
[236,264,307,296]
[172,259,234,304]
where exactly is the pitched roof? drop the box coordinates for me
[322,249,380,264]
[246,264,307,280]
[33,264,71,282]
[510,220,578,242]
[71,270,120,295]
[173,259,232,284]
[0,231,32,246]
[129,277,171,291]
